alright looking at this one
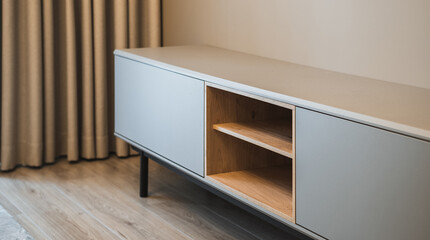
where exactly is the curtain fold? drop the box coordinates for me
[42,0,57,164]
[1,0,161,171]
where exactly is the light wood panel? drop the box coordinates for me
[206,86,291,175]
[208,165,294,222]
[206,85,296,223]
[0,156,301,240]
[213,120,293,158]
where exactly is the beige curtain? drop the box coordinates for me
[1,0,161,171]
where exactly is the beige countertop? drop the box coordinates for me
[114,45,430,142]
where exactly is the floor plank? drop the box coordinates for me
[0,203,33,240]
[0,193,50,240]
[0,171,120,239]
[0,155,301,240]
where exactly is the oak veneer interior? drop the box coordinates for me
[206,85,295,223]
[207,165,294,222]
[206,86,293,175]
[213,120,293,158]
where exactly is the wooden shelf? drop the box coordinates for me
[213,120,293,158]
[206,87,296,223]
[207,165,294,222]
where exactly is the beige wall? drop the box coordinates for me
[163,0,430,89]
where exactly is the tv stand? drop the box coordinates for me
[114,45,430,240]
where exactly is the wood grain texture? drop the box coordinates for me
[0,204,33,239]
[213,120,293,158]
[0,193,50,240]
[0,156,301,240]
[115,46,430,141]
[0,174,120,239]
[208,165,294,222]
[206,86,291,175]
[206,85,296,223]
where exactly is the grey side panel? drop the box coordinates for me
[296,107,430,240]
[115,56,204,176]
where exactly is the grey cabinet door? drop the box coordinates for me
[296,107,430,240]
[115,56,204,176]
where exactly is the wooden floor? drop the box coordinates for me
[0,204,33,239]
[0,155,302,240]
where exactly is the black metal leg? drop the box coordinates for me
[140,152,149,197]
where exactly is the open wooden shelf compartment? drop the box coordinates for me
[213,120,293,158]
[206,85,296,223]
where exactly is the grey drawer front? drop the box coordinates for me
[115,56,204,176]
[296,107,430,240]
